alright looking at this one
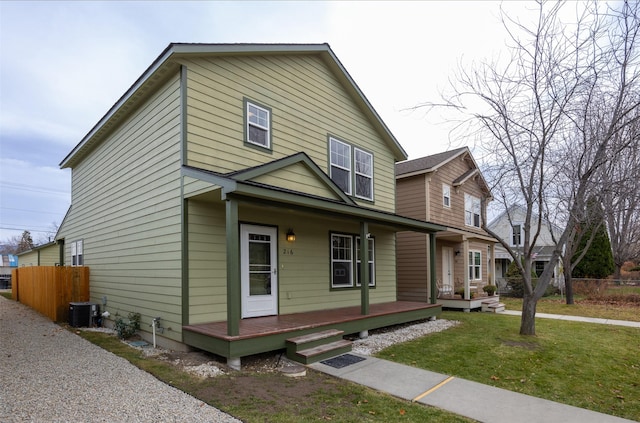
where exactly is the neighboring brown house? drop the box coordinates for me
[396,147,496,302]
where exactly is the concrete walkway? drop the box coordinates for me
[499,309,640,328]
[310,312,640,423]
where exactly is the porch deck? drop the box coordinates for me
[183,301,441,360]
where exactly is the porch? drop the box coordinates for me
[183,301,441,367]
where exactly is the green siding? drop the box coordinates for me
[58,73,184,342]
[183,54,397,213]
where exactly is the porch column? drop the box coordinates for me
[359,221,369,315]
[489,243,496,286]
[463,238,470,300]
[429,232,437,304]
[226,199,240,336]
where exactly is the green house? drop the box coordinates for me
[57,43,443,368]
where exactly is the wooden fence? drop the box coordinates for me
[11,266,90,322]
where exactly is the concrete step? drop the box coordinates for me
[291,339,353,365]
[482,302,506,313]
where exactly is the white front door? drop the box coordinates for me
[241,224,278,318]
[442,247,454,292]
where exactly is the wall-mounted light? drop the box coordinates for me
[455,250,461,256]
[286,228,296,242]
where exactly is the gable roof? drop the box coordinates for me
[60,43,407,169]
[181,157,445,234]
[395,147,468,177]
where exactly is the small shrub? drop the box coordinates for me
[483,285,497,295]
[114,312,141,339]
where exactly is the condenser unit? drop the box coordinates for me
[69,302,100,327]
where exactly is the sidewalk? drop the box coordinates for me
[310,354,635,423]
[310,312,640,423]
[499,309,640,328]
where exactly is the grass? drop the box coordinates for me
[377,311,640,421]
[0,292,12,300]
[76,330,473,422]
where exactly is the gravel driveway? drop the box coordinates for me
[0,296,240,423]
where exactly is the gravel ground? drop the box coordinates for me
[0,296,241,423]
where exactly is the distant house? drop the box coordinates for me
[0,254,18,288]
[487,204,563,290]
[17,241,63,267]
[56,43,445,368]
[396,147,497,303]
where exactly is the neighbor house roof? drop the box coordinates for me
[60,43,407,169]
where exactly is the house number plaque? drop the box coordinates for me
[282,248,294,255]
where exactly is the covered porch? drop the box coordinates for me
[183,300,441,366]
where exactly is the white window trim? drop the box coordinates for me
[331,233,353,288]
[443,184,451,208]
[246,100,271,149]
[354,147,374,201]
[71,239,83,267]
[468,250,482,281]
[329,138,352,195]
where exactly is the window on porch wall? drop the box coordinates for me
[331,233,376,288]
[468,250,481,281]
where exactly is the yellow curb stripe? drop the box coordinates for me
[412,376,455,402]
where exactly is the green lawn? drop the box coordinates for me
[377,311,640,421]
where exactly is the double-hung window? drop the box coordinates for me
[331,233,375,288]
[245,100,271,149]
[329,138,352,195]
[356,236,375,286]
[443,184,451,207]
[331,234,353,287]
[464,194,481,227]
[468,250,481,281]
[329,137,374,201]
[71,240,84,266]
[354,148,373,200]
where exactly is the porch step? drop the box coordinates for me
[482,301,505,313]
[292,339,353,365]
[286,329,352,364]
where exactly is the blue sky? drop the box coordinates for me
[0,0,512,243]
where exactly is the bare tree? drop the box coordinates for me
[437,0,640,335]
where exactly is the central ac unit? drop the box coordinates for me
[69,302,100,327]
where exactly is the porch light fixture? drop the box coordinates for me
[286,228,296,242]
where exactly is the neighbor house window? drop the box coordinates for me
[354,148,373,200]
[331,234,353,287]
[512,224,523,246]
[356,236,375,287]
[245,100,271,149]
[443,184,451,207]
[469,250,481,281]
[331,233,376,288]
[464,194,481,227]
[71,240,83,266]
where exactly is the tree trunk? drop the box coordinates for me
[564,273,574,304]
[520,293,537,335]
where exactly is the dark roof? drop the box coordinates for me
[395,147,468,176]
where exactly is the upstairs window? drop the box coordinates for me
[464,194,481,227]
[245,100,271,150]
[443,184,451,207]
[71,240,84,266]
[512,224,523,246]
[354,148,373,200]
[329,138,352,195]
